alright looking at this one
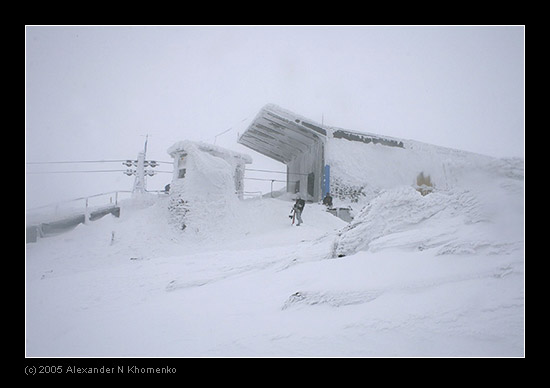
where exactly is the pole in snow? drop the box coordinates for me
[322,165,330,199]
[133,135,149,194]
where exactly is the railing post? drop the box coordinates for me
[85,197,89,224]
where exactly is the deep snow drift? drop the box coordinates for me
[26,156,524,357]
[331,158,523,258]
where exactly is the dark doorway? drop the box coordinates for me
[307,172,315,198]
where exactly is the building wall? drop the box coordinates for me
[325,136,495,203]
[168,141,251,199]
[167,143,242,232]
[286,140,324,201]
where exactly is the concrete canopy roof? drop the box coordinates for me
[238,104,326,164]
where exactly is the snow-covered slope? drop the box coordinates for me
[331,157,523,258]
[26,154,524,357]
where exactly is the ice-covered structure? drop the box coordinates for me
[238,104,495,203]
[166,140,252,232]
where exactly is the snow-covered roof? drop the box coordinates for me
[167,140,252,164]
[238,104,407,163]
[237,104,326,164]
[331,128,404,148]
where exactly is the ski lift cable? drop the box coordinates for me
[245,168,309,176]
[26,169,173,174]
[26,159,172,165]
[243,177,286,182]
[245,168,286,174]
[27,169,131,174]
[27,159,128,164]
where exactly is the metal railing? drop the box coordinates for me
[26,191,135,225]
[243,191,263,199]
[27,190,132,211]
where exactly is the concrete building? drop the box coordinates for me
[238,104,492,203]
[167,140,252,199]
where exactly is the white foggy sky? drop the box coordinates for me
[25,25,524,208]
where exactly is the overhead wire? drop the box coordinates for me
[26,159,172,165]
[26,170,172,174]
[243,177,286,182]
[26,159,172,175]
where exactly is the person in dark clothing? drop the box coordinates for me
[293,195,306,226]
[322,192,333,208]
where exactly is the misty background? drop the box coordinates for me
[25,26,524,209]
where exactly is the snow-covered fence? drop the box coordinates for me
[26,190,132,243]
[27,191,130,219]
